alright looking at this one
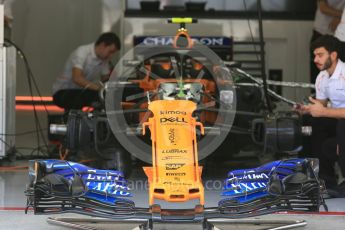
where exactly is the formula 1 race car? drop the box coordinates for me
[26,18,326,228]
[25,100,325,226]
[26,99,325,224]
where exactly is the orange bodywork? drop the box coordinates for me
[130,77,218,124]
[173,29,193,48]
[142,100,205,205]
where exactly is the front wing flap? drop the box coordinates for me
[25,160,135,217]
[219,158,327,214]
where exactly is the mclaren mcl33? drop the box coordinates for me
[26,100,325,222]
[27,18,326,225]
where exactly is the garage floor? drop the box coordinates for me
[1,162,345,230]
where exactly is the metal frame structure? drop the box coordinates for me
[0,4,16,159]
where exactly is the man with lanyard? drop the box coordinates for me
[297,35,345,197]
[52,32,120,110]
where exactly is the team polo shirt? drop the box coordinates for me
[52,43,110,94]
[315,60,345,108]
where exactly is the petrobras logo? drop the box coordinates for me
[228,182,267,194]
[85,181,131,196]
[161,149,187,154]
[86,170,123,178]
[160,110,187,116]
[86,173,121,181]
[165,163,185,170]
[160,117,187,123]
[136,36,232,46]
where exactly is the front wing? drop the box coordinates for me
[25,158,326,221]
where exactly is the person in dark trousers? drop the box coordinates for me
[297,35,345,197]
[52,32,121,110]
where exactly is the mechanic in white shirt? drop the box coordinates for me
[298,35,345,196]
[52,32,120,110]
[310,0,345,84]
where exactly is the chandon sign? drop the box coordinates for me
[134,36,232,46]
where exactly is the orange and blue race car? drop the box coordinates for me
[26,18,326,229]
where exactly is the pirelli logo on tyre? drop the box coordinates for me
[165,163,185,170]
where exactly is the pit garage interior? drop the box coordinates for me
[1,0,345,229]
